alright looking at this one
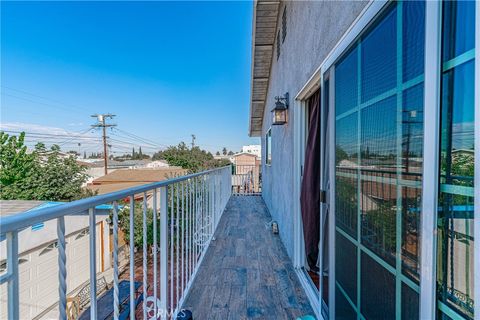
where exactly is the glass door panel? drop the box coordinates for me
[436,2,476,319]
[334,1,425,319]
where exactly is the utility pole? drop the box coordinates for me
[91,114,116,175]
[191,134,196,149]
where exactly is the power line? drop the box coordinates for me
[3,93,87,114]
[2,129,159,154]
[1,130,99,140]
[110,132,164,149]
[108,138,159,150]
[1,86,91,113]
[57,128,94,146]
[113,128,168,148]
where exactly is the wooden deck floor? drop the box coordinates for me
[183,196,315,320]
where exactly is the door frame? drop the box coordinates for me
[293,95,323,319]
[293,61,335,320]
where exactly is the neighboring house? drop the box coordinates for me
[80,160,170,185]
[0,201,111,320]
[142,160,170,168]
[232,152,258,168]
[213,155,234,163]
[78,160,108,185]
[107,159,151,170]
[241,144,261,157]
[88,167,187,203]
[248,1,477,320]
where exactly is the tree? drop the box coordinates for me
[152,142,230,173]
[216,151,220,156]
[83,151,87,159]
[35,142,47,154]
[117,201,158,248]
[0,132,95,201]
[222,147,227,156]
[0,132,37,188]
[335,146,349,165]
[227,151,234,156]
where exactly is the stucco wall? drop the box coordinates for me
[260,0,368,259]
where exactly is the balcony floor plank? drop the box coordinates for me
[183,196,315,319]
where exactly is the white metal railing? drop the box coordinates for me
[0,166,232,320]
[231,165,261,195]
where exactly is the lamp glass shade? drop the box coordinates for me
[273,108,287,125]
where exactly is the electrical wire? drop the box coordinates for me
[1,86,91,113]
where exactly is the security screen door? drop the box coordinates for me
[333,1,425,319]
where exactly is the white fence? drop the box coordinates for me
[0,166,232,320]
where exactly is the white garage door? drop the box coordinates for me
[0,224,103,320]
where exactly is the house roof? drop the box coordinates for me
[88,168,187,194]
[232,152,258,158]
[249,0,281,137]
[0,200,113,217]
[107,159,151,168]
[77,160,103,168]
[0,200,46,217]
[92,168,185,183]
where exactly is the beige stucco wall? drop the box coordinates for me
[259,0,368,259]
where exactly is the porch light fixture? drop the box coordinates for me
[272,92,289,125]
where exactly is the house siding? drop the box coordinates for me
[260,1,368,259]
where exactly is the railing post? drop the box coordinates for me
[113,202,120,320]
[176,182,180,312]
[153,190,158,317]
[228,166,233,202]
[181,181,185,298]
[57,217,67,320]
[170,185,174,313]
[160,186,168,320]
[129,196,135,320]
[209,174,214,237]
[6,231,19,320]
[88,208,98,319]
[142,193,148,320]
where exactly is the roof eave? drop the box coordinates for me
[248,0,280,137]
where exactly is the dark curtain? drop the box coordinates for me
[300,90,321,271]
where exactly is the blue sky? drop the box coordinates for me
[1,1,258,155]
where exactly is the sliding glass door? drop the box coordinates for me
[330,0,478,319]
[333,1,425,318]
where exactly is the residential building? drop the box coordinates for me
[241,144,261,157]
[80,160,171,185]
[107,159,151,170]
[213,154,235,163]
[0,201,111,320]
[88,167,186,198]
[248,1,478,320]
[142,160,170,169]
[78,160,107,185]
